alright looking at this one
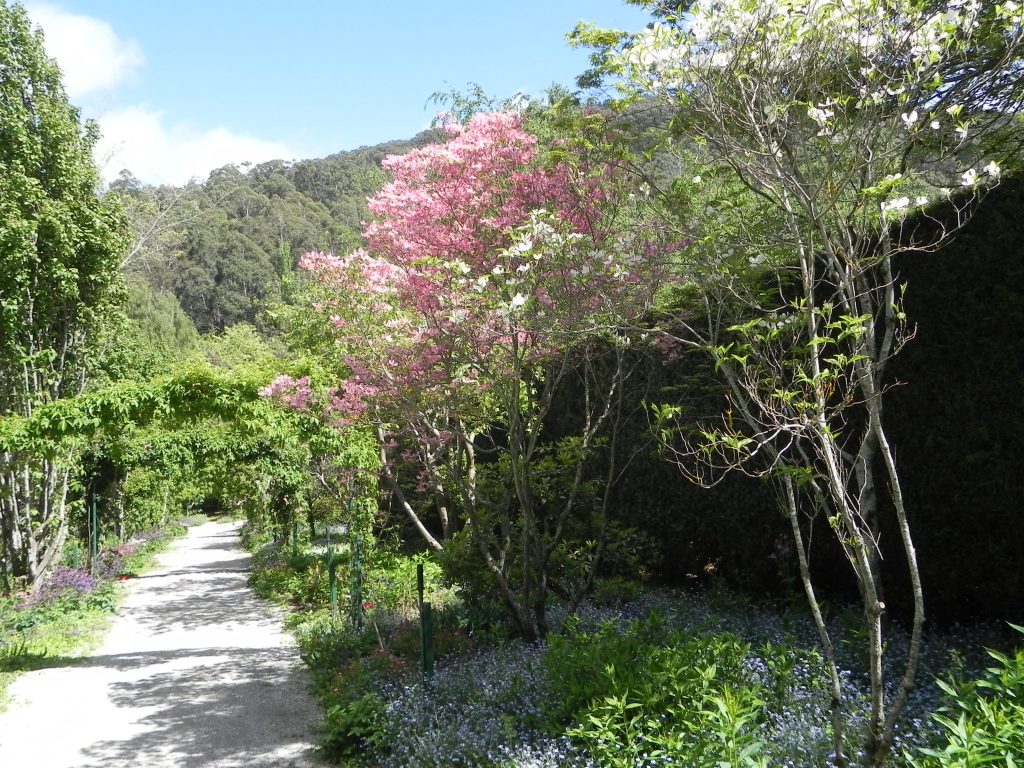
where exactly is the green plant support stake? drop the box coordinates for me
[329,560,338,617]
[350,530,364,630]
[89,487,99,574]
[327,530,338,617]
[421,600,434,682]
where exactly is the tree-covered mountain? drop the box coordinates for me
[113,131,441,332]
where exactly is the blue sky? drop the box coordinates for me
[24,1,654,185]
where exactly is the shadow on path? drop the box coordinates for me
[78,647,315,768]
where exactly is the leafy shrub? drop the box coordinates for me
[384,615,476,663]
[82,582,118,612]
[437,529,516,636]
[594,522,664,584]
[544,614,767,768]
[908,624,1024,767]
[294,611,412,760]
[365,552,452,614]
[296,613,367,678]
[589,576,643,607]
[321,692,387,761]
[248,547,329,608]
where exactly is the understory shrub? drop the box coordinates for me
[544,613,767,768]
[907,623,1024,767]
[249,546,328,608]
[292,612,410,762]
[322,691,388,761]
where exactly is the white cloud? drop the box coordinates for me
[24,2,144,101]
[94,107,296,186]
[25,3,298,186]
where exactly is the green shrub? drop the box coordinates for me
[248,547,329,608]
[365,552,451,614]
[321,692,387,762]
[544,614,766,768]
[589,576,643,607]
[296,613,368,679]
[437,529,514,635]
[908,624,1024,768]
[83,583,118,613]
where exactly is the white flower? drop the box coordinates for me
[807,104,834,126]
[510,293,528,309]
[955,125,968,141]
[983,161,1001,177]
[881,196,911,213]
[692,175,702,184]
[930,120,940,130]
[901,110,919,127]
[961,168,978,186]
[710,51,731,67]
[916,196,929,206]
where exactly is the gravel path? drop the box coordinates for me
[0,520,323,767]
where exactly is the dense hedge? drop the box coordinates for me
[884,176,1024,623]
[546,177,1024,625]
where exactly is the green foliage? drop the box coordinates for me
[589,576,643,607]
[120,133,436,333]
[0,0,130,587]
[365,551,453,615]
[437,528,514,634]
[544,614,766,767]
[122,279,200,362]
[249,547,328,609]
[290,610,411,759]
[908,625,1024,768]
[321,692,387,761]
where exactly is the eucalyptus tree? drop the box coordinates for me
[573,1,1024,764]
[0,2,129,590]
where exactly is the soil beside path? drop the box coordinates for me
[0,520,322,768]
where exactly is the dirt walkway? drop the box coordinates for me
[0,521,322,767]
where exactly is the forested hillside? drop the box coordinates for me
[112,132,439,332]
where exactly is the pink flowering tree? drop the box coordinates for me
[295,111,670,640]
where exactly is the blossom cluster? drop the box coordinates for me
[295,110,671,493]
[607,0,1022,221]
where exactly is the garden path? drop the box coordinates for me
[0,520,322,767]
